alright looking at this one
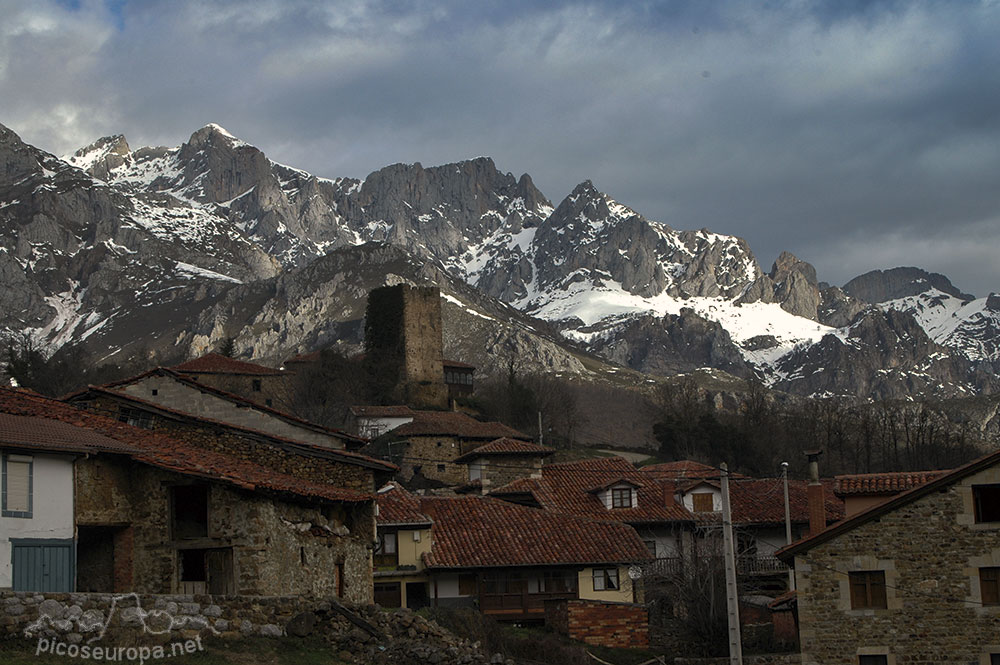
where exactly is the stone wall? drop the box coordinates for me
[674,656,801,665]
[480,455,543,488]
[400,286,448,409]
[75,456,375,603]
[545,599,649,648]
[114,375,349,450]
[174,372,292,411]
[402,435,468,485]
[794,464,1000,664]
[0,592,509,665]
[79,394,377,492]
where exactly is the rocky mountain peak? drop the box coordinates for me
[186,123,243,149]
[67,134,131,180]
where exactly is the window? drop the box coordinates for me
[541,570,577,593]
[252,379,262,392]
[611,487,633,509]
[974,485,1000,523]
[437,464,446,472]
[643,539,657,558]
[171,485,209,539]
[990,654,1000,665]
[2,453,32,518]
[469,464,482,481]
[117,407,152,429]
[858,656,887,665]
[981,567,1000,605]
[849,571,887,609]
[375,531,398,567]
[458,574,477,596]
[692,492,714,513]
[592,567,619,591]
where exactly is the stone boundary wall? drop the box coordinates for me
[1,591,325,642]
[675,656,801,665]
[545,599,649,648]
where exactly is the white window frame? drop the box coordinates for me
[592,567,619,591]
[2,453,33,519]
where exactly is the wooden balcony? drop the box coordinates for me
[642,555,789,579]
[479,590,577,619]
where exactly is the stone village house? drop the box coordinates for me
[65,365,366,451]
[0,388,391,602]
[373,482,652,643]
[374,410,534,486]
[777,446,1000,664]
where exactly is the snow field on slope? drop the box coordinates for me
[530,278,833,365]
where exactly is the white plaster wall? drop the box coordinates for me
[0,453,75,588]
[434,573,463,598]
[680,484,721,513]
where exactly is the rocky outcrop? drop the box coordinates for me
[768,251,820,319]
[773,308,1000,399]
[582,310,752,378]
[843,267,975,304]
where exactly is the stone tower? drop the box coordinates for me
[364,284,449,409]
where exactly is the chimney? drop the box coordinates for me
[805,450,825,536]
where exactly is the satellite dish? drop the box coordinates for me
[628,565,643,580]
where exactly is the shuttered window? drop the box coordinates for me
[2,454,33,518]
[692,492,714,513]
[980,567,1000,606]
[849,571,887,609]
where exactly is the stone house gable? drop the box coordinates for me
[70,388,395,492]
[779,448,1000,664]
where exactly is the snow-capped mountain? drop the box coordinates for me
[3,121,998,400]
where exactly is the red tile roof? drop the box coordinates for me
[418,493,653,569]
[453,438,554,463]
[641,460,720,479]
[283,351,323,365]
[171,353,288,376]
[662,477,843,526]
[70,386,395,473]
[492,456,693,524]
[833,470,949,496]
[0,388,373,505]
[376,482,433,525]
[392,411,531,441]
[0,412,136,455]
[350,405,417,418]
[727,478,843,526]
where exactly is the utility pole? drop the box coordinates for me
[720,462,743,665]
[537,411,543,446]
[781,461,795,590]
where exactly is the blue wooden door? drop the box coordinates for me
[11,539,74,592]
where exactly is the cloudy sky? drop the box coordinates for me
[3,0,1000,295]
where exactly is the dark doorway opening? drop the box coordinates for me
[171,485,209,539]
[406,581,429,609]
[77,526,118,592]
[178,547,234,595]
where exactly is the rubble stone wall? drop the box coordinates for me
[74,457,375,603]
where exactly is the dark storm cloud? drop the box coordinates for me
[2,0,999,296]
